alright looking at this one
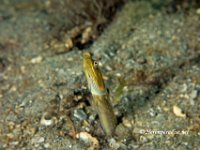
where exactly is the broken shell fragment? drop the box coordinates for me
[76,132,99,150]
[173,105,186,118]
[40,113,54,126]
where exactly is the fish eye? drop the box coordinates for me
[94,61,98,67]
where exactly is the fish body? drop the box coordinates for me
[83,52,117,136]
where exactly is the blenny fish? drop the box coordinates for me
[83,52,117,136]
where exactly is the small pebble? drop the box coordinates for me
[10,141,19,146]
[139,136,148,143]
[30,56,43,64]
[76,132,99,149]
[122,117,132,128]
[10,86,17,92]
[44,143,50,148]
[65,38,73,49]
[81,26,92,44]
[31,136,45,144]
[196,8,200,15]
[109,138,120,149]
[73,109,87,120]
[173,105,186,118]
[20,66,26,74]
[190,90,198,99]
[148,108,157,117]
[181,84,187,92]
[115,123,130,137]
[88,115,96,122]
